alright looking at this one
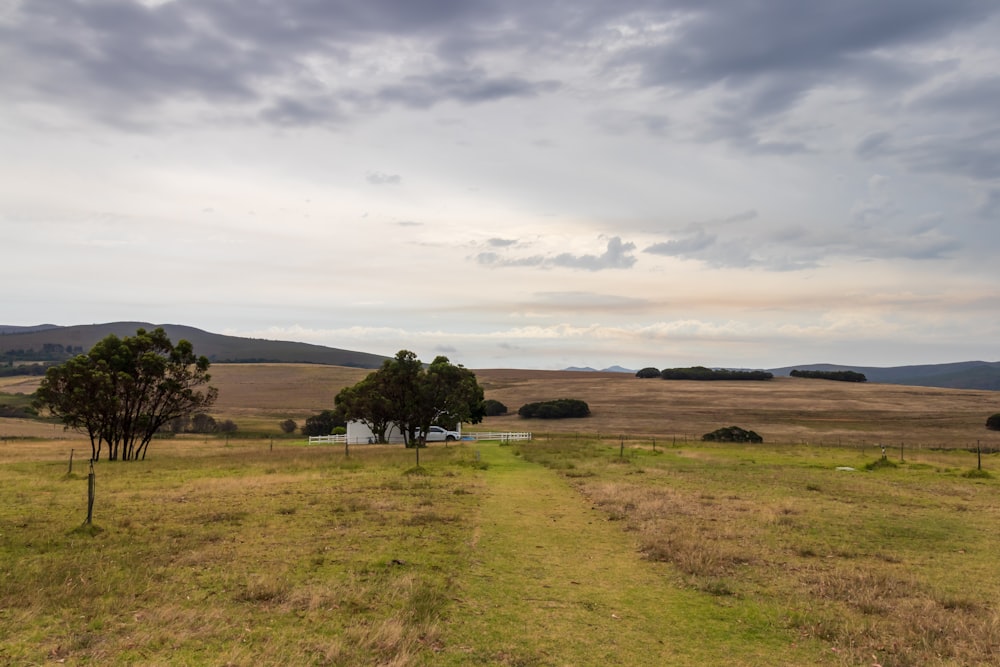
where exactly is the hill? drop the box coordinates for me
[0,322,389,368]
[770,361,1000,391]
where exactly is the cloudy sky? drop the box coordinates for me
[3,0,999,370]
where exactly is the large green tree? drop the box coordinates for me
[34,328,217,461]
[335,374,394,443]
[335,350,485,448]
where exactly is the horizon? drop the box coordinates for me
[3,2,999,371]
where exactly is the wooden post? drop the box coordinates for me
[345,440,349,458]
[652,437,656,452]
[86,460,95,525]
[619,435,624,459]
[900,441,904,462]
[68,448,74,475]
[977,440,982,471]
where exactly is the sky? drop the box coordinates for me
[3,0,1000,370]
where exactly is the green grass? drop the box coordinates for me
[513,436,1000,667]
[3,436,1000,666]
[0,439,482,665]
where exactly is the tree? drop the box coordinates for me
[702,425,763,443]
[987,413,1000,431]
[335,375,394,443]
[301,409,347,437]
[517,399,590,419]
[34,328,217,461]
[635,367,661,379]
[279,419,297,434]
[482,399,508,416]
[190,413,218,433]
[791,369,867,382]
[336,350,485,449]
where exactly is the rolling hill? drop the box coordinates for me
[769,361,1000,391]
[0,322,390,368]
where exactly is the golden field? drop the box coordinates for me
[3,363,999,447]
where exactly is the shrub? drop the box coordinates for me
[482,399,508,416]
[661,366,773,381]
[190,413,218,433]
[701,426,763,443]
[635,367,661,379]
[279,419,297,434]
[986,413,1000,431]
[791,369,867,382]
[302,409,347,436]
[518,398,590,419]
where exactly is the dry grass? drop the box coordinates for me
[0,438,481,666]
[517,436,1000,667]
[474,369,1000,448]
[6,364,999,446]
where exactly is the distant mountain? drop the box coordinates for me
[769,361,1000,391]
[0,322,390,368]
[0,324,61,335]
[563,365,637,373]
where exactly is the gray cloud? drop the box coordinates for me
[374,69,561,109]
[476,251,546,268]
[477,236,637,271]
[645,230,717,257]
[856,128,1000,182]
[551,237,637,271]
[488,237,518,247]
[978,189,1000,219]
[4,0,999,160]
[367,171,402,185]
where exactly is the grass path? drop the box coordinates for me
[436,443,829,666]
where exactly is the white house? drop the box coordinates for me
[345,421,462,445]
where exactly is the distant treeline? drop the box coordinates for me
[790,369,867,383]
[0,362,55,377]
[3,343,84,363]
[638,366,773,381]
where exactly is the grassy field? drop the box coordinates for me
[6,363,998,446]
[2,365,1000,665]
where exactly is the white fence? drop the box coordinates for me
[309,432,532,445]
[465,431,533,442]
[308,434,347,445]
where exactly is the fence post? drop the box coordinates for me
[86,460,96,525]
[68,448,74,475]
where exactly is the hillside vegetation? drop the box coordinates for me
[0,322,389,368]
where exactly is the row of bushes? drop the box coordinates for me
[790,369,867,382]
[637,366,773,381]
[517,399,590,419]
